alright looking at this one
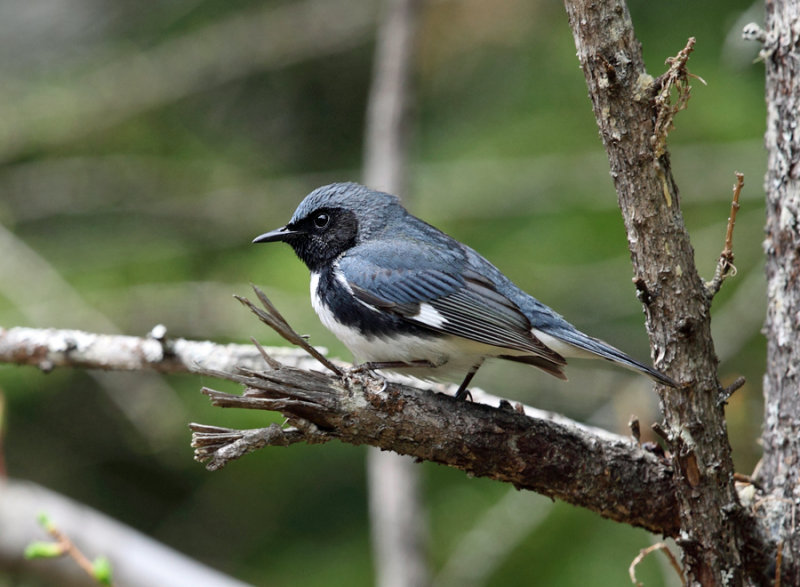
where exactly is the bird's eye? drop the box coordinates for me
[314,213,330,228]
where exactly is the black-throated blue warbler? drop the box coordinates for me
[254,182,676,397]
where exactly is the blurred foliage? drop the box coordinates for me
[0,0,766,584]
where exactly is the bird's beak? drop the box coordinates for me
[252,225,304,244]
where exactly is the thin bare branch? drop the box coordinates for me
[235,286,342,375]
[629,542,685,587]
[706,172,744,297]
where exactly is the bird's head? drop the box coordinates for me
[253,182,404,271]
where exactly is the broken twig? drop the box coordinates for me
[189,422,309,470]
[652,37,705,160]
[651,37,705,207]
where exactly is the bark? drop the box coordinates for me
[759,0,800,583]
[198,361,681,535]
[563,0,763,584]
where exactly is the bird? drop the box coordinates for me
[253,182,676,398]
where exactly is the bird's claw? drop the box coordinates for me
[344,366,387,393]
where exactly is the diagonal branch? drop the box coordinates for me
[563,1,770,583]
[190,354,681,536]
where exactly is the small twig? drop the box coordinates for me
[250,337,283,370]
[189,422,310,470]
[235,285,343,376]
[718,375,746,406]
[26,514,113,585]
[706,172,743,297]
[733,472,763,491]
[723,173,744,257]
[629,542,685,587]
[775,540,783,587]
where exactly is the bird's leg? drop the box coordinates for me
[454,360,484,401]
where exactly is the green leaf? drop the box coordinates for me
[24,541,63,559]
[92,556,113,585]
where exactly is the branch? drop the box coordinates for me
[27,513,114,585]
[759,0,800,580]
[190,353,681,536]
[563,1,769,583]
[0,325,325,374]
[191,423,309,471]
[235,289,342,375]
[705,172,743,298]
[0,306,685,537]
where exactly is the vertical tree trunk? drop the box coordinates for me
[363,1,427,586]
[563,0,751,584]
[759,0,800,582]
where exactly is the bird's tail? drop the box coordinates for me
[543,326,677,387]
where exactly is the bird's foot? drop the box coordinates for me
[343,367,387,393]
[454,386,473,402]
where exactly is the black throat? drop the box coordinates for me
[288,208,359,273]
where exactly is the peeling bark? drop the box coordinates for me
[759,0,800,583]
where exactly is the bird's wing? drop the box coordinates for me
[337,252,565,365]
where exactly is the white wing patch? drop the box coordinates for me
[332,263,381,314]
[332,264,353,294]
[414,302,447,329]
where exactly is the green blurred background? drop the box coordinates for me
[0,0,767,585]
